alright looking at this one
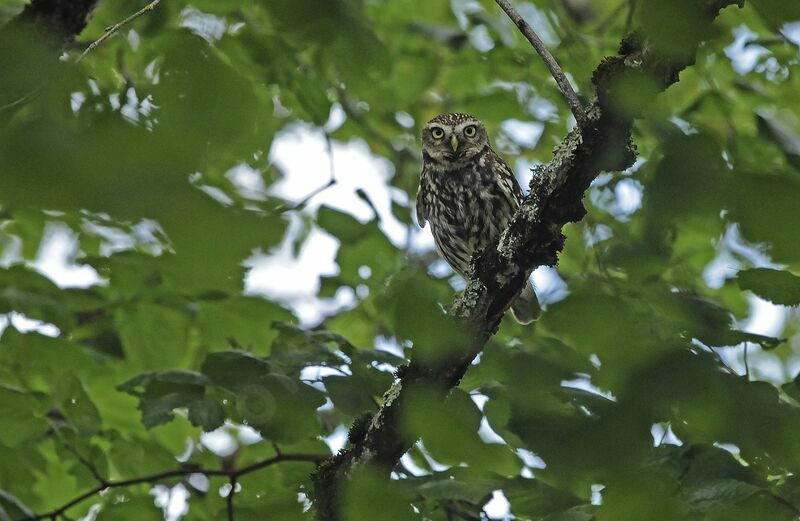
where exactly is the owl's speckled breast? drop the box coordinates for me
[420,148,520,276]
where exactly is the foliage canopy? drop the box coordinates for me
[1,0,800,520]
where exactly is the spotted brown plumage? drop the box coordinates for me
[416,112,540,324]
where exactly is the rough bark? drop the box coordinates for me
[311,1,745,519]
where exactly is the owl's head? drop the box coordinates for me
[422,113,489,165]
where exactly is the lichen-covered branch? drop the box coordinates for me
[313,1,744,519]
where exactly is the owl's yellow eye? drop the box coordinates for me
[431,128,445,139]
[463,125,477,138]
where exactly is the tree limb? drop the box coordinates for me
[20,453,325,521]
[494,0,588,127]
[311,1,745,519]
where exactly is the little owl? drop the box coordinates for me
[415,112,540,324]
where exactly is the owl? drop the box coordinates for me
[415,112,540,324]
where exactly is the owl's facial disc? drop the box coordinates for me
[422,114,488,166]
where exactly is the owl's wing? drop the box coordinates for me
[490,153,525,206]
[415,168,429,227]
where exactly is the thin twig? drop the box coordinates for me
[0,85,45,113]
[63,445,108,487]
[658,422,671,446]
[20,453,325,521]
[743,342,750,379]
[275,131,338,213]
[324,132,336,183]
[284,177,336,212]
[744,35,789,47]
[227,476,236,521]
[495,0,588,127]
[76,0,161,63]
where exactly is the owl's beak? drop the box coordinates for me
[450,135,459,152]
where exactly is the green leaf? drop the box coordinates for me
[268,323,351,374]
[416,475,500,503]
[0,265,73,329]
[737,268,800,306]
[638,0,707,60]
[187,395,226,431]
[117,370,219,429]
[0,329,94,389]
[403,388,521,475]
[118,370,215,392]
[688,479,761,509]
[316,206,369,244]
[0,386,49,447]
[115,303,191,371]
[757,111,800,169]
[342,466,416,521]
[729,174,800,263]
[316,206,399,289]
[96,492,165,520]
[196,297,292,355]
[381,267,471,364]
[543,506,595,521]
[235,374,325,443]
[749,0,800,30]
[782,373,800,403]
[504,477,584,518]
[323,373,386,416]
[0,490,34,521]
[461,90,522,121]
[55,377,102,436]
[200,350,271,391]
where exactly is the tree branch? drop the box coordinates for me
[226,476,237,521]
[494,0,588,127]
[63,445,108,488]
[20,453,325,521]
[275,131,338,213]
[76,0,161,62]
[311,1,744,520]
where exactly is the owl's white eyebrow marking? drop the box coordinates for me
[455,121,479,132]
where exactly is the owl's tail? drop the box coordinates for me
[510,281,541,325]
